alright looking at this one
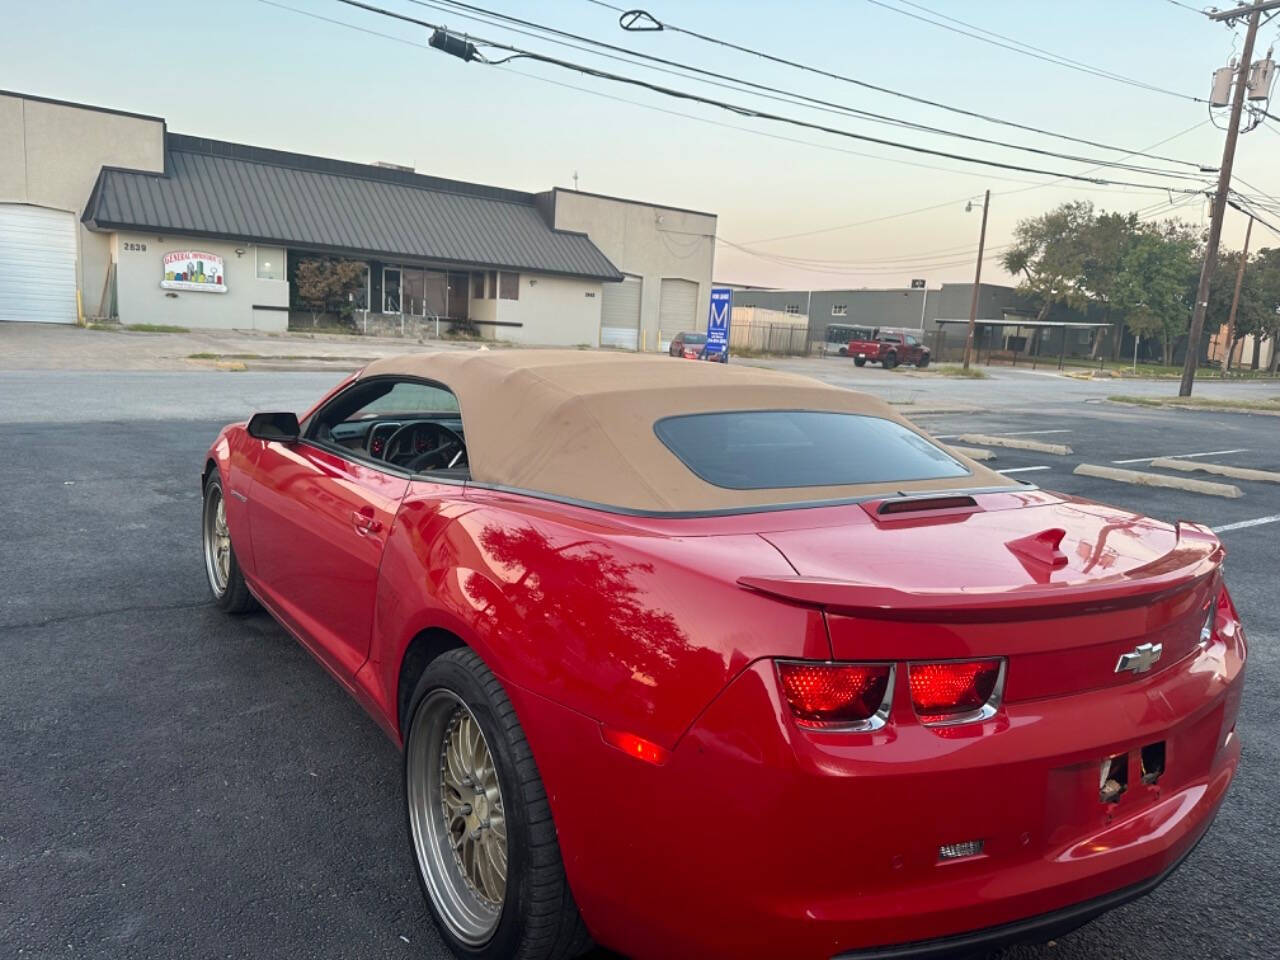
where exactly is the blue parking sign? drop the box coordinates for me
[705,287,731,356]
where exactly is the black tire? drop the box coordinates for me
[853,357,866,367]
[838,346,848,356]
[917,354,930,369]
[883,352,899,370]
[404,648,592,960]
[202,473,257,614]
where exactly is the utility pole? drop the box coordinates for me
[1180,0,1277,395]
[963,190,991,372]
[1221,215,1253,374]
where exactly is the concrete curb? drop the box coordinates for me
[1151,458,1280,485]
[1073,464,1243,499]
[892,405,985,415]
[948,444,995,461]
[1106,398,1280,417]
[955,433,1073,455]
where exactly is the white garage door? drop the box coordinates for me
[0,205,79,324]
[600,275,641,350]
[658,278,698,351]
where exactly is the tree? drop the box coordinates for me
[1112,224,1197,366]
[1001,201,1096,323]
[1213,250,1268,371]
[293,258,368,327]
[1250,247,1280,373]
[1078,211,1138,358]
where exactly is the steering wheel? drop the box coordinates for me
[382,421,466,473]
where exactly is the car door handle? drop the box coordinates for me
[351,511,383,536]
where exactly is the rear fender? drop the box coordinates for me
[373,489,829,753]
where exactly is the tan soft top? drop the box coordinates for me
[358,349,1009,513]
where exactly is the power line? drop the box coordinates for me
[328,0,1214,194]
[263,0,1208,199]
[577,0,1212,169]
[746,122,1211,245]
[398,0,1208,180]
[1227,195,1280,235]
[718,194,1204,281]
[260,0,426,47]
[864,0,1205,102]
[715,236,1009,277]
[746,197,984,245]
[1162,0,1211,14]
[260,0,1054,188]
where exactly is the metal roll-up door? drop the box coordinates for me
[658,278,698,351]
[600,275,642,350]
[0,205,79,324]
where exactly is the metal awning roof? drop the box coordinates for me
[83,134,623,282]
[934,318,1111,329]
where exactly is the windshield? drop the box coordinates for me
[682,333,707,344]
[653,411,971,490]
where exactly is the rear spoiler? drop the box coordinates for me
[738,522,1223,623]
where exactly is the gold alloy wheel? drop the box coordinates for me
[407,690,508,944]
[202,484,231,596]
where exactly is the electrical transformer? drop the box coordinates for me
[1247,58,1275,101]
[1210,65,1234,107]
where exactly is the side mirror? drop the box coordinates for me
[247,411,300,442]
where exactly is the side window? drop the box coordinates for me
[906,335,919,346]
[348,381,459,419]
[306,378,465,471]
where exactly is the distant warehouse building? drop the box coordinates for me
[730,283,1037,347]
[0,90,716,348]
[730,284,1129,362]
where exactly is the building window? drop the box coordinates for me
[473,272,485,299]
[488,270,498,300]
[785,304,801,315]
[832,304,848,316]
[256,246,285,281]
[499,271,519,300]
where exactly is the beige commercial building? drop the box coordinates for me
[0,90,717,349]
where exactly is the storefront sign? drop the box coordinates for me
[161,251,227,292]
[705,287,731,356]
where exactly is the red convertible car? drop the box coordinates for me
[202,350,1245,960]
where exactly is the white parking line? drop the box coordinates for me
[1212,515,1280,533]
[999,466,1051,474]
[934,429,1072,440]
[1112,448,1249,465]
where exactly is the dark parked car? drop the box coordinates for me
[669,331,707,358]
[668,331,727,362]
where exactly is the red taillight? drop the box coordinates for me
[776,661,893,729]
[601,726,670,765]
[908,659,1003,725]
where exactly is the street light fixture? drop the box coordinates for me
[963,192,991,372]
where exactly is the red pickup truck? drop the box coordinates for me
[848,329,931,369]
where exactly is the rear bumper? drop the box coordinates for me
[833,829,1205,959]
[508,623,1244,960]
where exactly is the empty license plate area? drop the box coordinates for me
[1099,742,1167,803]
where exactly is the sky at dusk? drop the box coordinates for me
[4,0,1278,290]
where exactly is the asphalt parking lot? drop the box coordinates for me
[1,365,1277,960]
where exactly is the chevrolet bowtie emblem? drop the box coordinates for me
[1115,642,1163,675]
